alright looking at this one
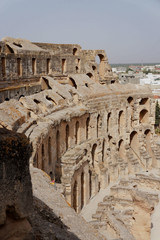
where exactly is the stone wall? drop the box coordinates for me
[0,37,158,221]
[0,128,33,239]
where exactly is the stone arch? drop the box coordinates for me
[92,144,97,167]
[32,58,36,75]
[81,172,84,209]
[127,96,134,105]
[17,58,22,76]
[118,110,125,134]
[95,54,105,78]
[73,48,77,55]
[75,121,79,144]
[86,72,93,79]
[89,170,92,198]
[139,98,148,105]
[130,131,139,156]
[62,58,66,74]
[48,136,52,165]
[102,139,105,162]
[56,130,60,163]
[139,109,149,123]
[97,114,100,138]
[73,181,78,212]
[118,139,125,159]
[69,77,77,89]
[42,144,45,170]
[66,124,69,150]
[86,117,90,140]
[46,58,50,74]
[107,112,111,132]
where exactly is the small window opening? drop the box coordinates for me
[17,58,22,76]
[1,57,6,77]
[73,48,77,55]
[62,59,66,74]
[47,58,50,74]
[32,58,36,75]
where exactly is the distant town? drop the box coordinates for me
[111,63,160,100]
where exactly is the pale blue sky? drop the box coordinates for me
[0,0,160,63]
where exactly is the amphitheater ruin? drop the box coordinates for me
[0,37,160,240]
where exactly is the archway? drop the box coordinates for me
[75,121,79,144]
[97,114,100,138]
[118,139,125,159]
[91,144,97,167]
[42,144,45,170]
[95,54,105,79]
[66,124,69,150]
[107,112,111,132]
[81,172,84,209]
[130,131,139,156]
[139,109,149,123]
[118,110,125,134]
[73,181,78,212]
[86,117,90,140]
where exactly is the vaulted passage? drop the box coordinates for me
[73,181,78,212]
[130,131,139,157]
[66,124,69,150]
[75,121,79,144]
[32,58,36,75]
[139,109,149,123]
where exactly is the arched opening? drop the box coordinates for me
[17,58,22,76]
[73,48,77,55]
[86,72,93,79]
[86,117,90,139]
[97,114,100,138]
[66,124,69,150]
[92,65,96,71]
[118,139,125,159]
[127,96,133,104]
[89,170,92,198]
[139,98,148,105]
[32,58,36,75]
[42,144,45,170]
[75,121,79,144]
[139,109,149,123]
[73,181,78,212]
[69,77,77,89]
[62,59,66,74]
[48,136,52,165]
[91,144,97,167]
[107,112,111,132]
[1,57,6,77]
[81,172,84,209]
[130,131,139,156]
[47,58,50,74]
[127,96,134,127]
[102,139,105,162]
[95,54,105,78]
[118,110,125,134]
[56,130,60,163]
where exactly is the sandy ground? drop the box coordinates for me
[80,183,114,222]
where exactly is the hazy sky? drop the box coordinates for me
[0,0,160,63]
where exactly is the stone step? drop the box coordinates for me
[90,220,107,230]
[92,212,102,220]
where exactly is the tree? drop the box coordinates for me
[155,101,160,126]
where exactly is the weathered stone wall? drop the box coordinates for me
[0,37,116,102]
[0,128,33,239]
[0,37,159,240]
